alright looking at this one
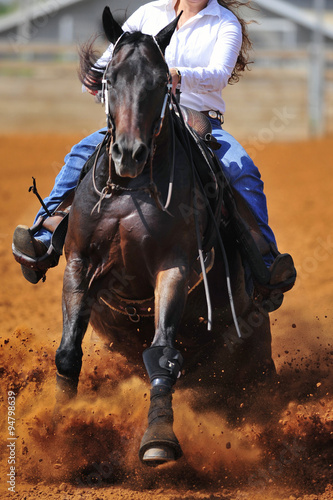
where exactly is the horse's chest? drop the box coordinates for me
[93,208,164,263]
[100,197,181,247]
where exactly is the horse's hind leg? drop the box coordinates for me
[55,258,92,403]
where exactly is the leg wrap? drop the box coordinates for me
[139,375,183,461]
[140,347,183,462]
[143,346,183,386]
[148,385,174,427]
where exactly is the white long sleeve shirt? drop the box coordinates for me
[97,0,242,114]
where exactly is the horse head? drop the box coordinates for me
[102,7,180,178]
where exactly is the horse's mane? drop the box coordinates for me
[78,32,156,93]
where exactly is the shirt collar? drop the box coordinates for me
[202,0,225,18]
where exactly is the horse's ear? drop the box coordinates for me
[155,12,182,54]
[102,6,124,44]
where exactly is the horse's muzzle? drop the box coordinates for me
[111,139,149,177]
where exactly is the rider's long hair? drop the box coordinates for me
[218,0,254,84]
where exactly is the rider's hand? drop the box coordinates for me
[169,68,181,95]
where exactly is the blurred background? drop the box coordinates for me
[0,0,332,142]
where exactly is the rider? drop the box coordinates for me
[13,0,296,297]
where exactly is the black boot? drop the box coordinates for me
[269,253,296,290]
[254,252,296,313]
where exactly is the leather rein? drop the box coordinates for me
[91,34,175,216]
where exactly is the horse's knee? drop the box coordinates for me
[55,346,82,380]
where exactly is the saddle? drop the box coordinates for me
[171,108,224,252]
[178,106,221,150]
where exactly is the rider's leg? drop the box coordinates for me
[31,128,107,247]
[210,120,276,265]
[209,118,295,291]
[13,128,107,283]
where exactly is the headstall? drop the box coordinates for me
[91,32,175,215]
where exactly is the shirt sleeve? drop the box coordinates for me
[178,18,242,94]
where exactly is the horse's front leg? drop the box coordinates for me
[139,266,188,465]
[55,257,92,403]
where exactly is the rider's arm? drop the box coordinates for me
[175,17,242,94]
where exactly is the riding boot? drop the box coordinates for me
[12,224,59,284]
[239,222,296,311]
[12,212,68,284]
[12,190,74,284]
[252,244,296,313]
[268,247,296,290]
[248,232,296,294]
[13,225,48,283]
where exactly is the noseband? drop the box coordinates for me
[91,33,175,215]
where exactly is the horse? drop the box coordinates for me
[55,7,275,466]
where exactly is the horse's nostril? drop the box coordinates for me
[112,142,122,160]
[133,142,148,164]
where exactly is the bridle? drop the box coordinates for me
[91,32,175,215]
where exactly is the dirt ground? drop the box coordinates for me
[0,61,332,500]
[0,132,332,499]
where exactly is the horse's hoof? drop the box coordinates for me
[142,446,175,466]
[56,372,78,404]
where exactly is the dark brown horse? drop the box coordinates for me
[55,7,275,466]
